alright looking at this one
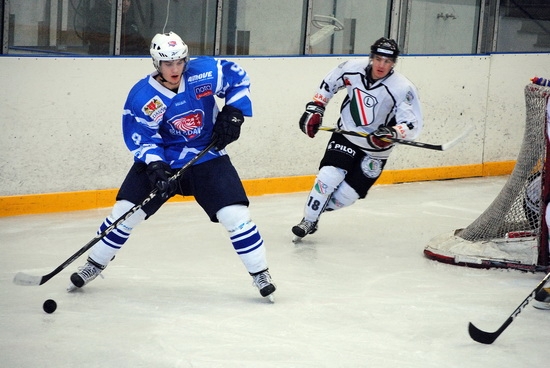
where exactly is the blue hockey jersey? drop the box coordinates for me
[121,56,252,168]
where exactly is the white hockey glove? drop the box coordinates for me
[367,126,398,149]
[299,101,325,138]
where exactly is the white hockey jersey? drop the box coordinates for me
[312,58,423,159]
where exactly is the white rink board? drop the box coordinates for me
[1,53,549,195]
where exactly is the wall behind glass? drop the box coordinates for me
[83,0,149,55]
[7,1,80,54]
[220,0,306,56]
[308,0,391,55]
[496,0,550,52]
[3,0,550,56]
[4,0,216,56]
[406,0,481,54]
[141,0,217,56]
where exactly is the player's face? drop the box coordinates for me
[159,59,186,86]
[370,55,395,80]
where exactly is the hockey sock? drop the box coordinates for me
[88,200,147,266]
[303,165,346,221]
[325,180,360,211]
[217,204,268,273]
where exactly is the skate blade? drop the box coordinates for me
[267,294,274,303]
[292,235,303,243]
[66,284,78,292]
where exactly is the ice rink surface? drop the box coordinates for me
[1,176,548,368]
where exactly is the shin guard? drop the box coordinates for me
[303,166,346,221]
[88,200,146,266]
[217,205,268,273]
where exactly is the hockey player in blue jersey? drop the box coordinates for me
[292,37,423,241]
[68,32,276,300]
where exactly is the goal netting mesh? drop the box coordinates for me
[424,81,550,272]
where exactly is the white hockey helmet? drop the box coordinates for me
[150,32,189,71]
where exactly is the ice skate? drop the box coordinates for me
[251,269,276,302]
[67,259,104,292]
[291,218,318,242]
[533,287,550,310]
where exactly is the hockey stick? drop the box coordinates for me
[468,271,550,344]
[318,126,473,151]
[13,142,216,287]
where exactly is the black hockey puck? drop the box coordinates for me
[43,299,57,314]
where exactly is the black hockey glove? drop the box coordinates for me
[146,161,177,200]
[367,126,398,149]
[299,101,325,138]
[213,105,244,150]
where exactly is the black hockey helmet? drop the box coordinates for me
[370,37,400,60]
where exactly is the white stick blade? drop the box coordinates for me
[13,272,42,286]
[441,125,474,151]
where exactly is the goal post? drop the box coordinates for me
[539,79,550,267]
[424,79,550,272]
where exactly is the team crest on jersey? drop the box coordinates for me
[405,91,414,105]
[361,156,382,178]
[142,96,166,122]
[329,196,344,209]
[314,179,330,194]
[350,88,377,127]
[169,109,204,139]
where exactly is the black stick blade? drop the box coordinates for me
[468,272,550,345]
[468,317,512,345]
[468,322,498,344]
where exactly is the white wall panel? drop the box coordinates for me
[484,53,550,163]
[1,53,549,196]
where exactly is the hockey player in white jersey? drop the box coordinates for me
[68,32,276,300]
[292,37,423,241]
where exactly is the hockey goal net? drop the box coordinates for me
[424,80,550,272]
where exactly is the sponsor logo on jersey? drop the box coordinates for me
[142,96,167,122]
[327,140,356,157]
[188,71,213,82]
[350,88,377,126]
[169,109,204,139]
[194,83,213,99]
[361,156,382,178]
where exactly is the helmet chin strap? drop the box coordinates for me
[157,72,168,83]
[156,71,179,91]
